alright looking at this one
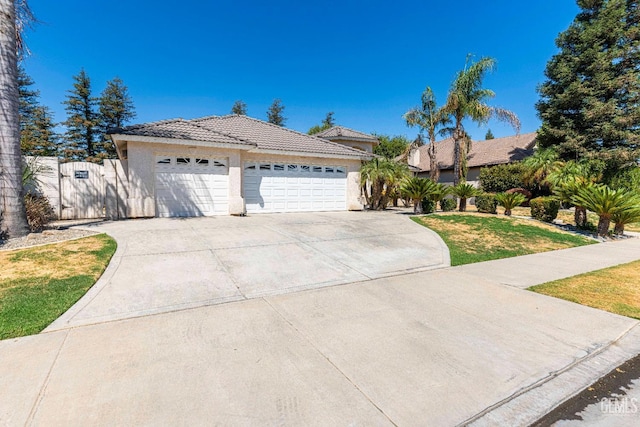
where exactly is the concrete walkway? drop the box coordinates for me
[1,215,640,426]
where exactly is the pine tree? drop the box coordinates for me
[98,77,136,159]
[62,69,98,161]
[485,129,494,140]
[308,112,335,134]
[18,66,59,157]
[536,0,640,161]
[266,99,286,126]
[231,100,247,115]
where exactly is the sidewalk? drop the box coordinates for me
[1,235,639,426]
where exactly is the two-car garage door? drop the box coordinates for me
[154,156,348,217]
[243,162,347,213]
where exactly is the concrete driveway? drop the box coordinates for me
[48,211,449,330]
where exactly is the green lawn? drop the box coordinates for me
[0,234,116,340]
[413,213,595,266]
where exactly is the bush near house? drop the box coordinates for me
[421,198,436,214]
[24,194,55,232]
[530,197,560,223]
[475,193,498,214]
[479,163,528,193]
[440,198,457,212]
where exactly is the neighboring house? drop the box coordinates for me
[408,132,537,186]
[313,126,379,154]
[108,115,373,218]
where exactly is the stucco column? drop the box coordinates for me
[228,151,245,215]
[347,166,364,211]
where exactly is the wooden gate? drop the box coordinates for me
[60,162,105,220]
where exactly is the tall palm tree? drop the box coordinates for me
[404,87,451,182]
[0,0,31,238]
[444,56,520,185]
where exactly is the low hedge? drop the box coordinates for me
[475,193,498,214]
[440,198,457,212]
[421,198,436,214]
[530,197,560,222]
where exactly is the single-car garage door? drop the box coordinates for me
[244,162,347,213]
[155,155,229,217]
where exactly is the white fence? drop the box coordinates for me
[30,156,127,220]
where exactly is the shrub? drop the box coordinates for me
[440,197,457,212]
[495,192,527,216]
[529,197,560,222]
[421,198,436,214]
[475,193,498,214]
[452,183,480,212]
[24,193,55,232]
[479,163,527,193]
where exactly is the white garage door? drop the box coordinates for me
[155,155,229,217]
[244,162,347,213]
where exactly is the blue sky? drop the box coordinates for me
[23,0,579,141]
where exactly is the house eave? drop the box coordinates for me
[109,134,257,151]
[248,148,373,161]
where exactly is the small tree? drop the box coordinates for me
[496,192,526,216]
[308,112,336,135]
[266,98,286,126]
[452,183,479,212]
[231,100,247,115]
[373,134,411,159]
[612,206,640,235]
[485,129,494,140]
[400,177,435,214]
[360,158,408,210]
[572,185,640,237]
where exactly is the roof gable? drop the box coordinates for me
[314,126,378,143]
[192,115,370,158]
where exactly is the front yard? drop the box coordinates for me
[413,213,595,266]
[0,234,116,340]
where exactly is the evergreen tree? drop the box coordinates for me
[62,69,98,161]
[266,99,286,126]
[485,129,494,140]
[308,112,336,134]
[536,0,640,161]
[98,77,136,159]
[18,66,59,157]
[231,100,247,115]
[373,134,411,159]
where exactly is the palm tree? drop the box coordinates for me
[404,87,451,182]
[0,0,32,238]
[553,178,593,229]
[495,192,526,216]
[425,182,451,207]
[360,158,408,210]
[572,185,640,237]
[451,183,479,212]
[444,56,520,185]
[612,206,640,235]
[522,148,564,192]
[400,177,435,214]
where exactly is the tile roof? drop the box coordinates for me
[192,115,370,158]
[111,119,254,146]
[314,126,379,143]
[416,132,537,171]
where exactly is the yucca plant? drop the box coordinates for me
[400,177,435,214]
[452,183,480,212]
[495,192,526,216]
[572,185,640,237]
